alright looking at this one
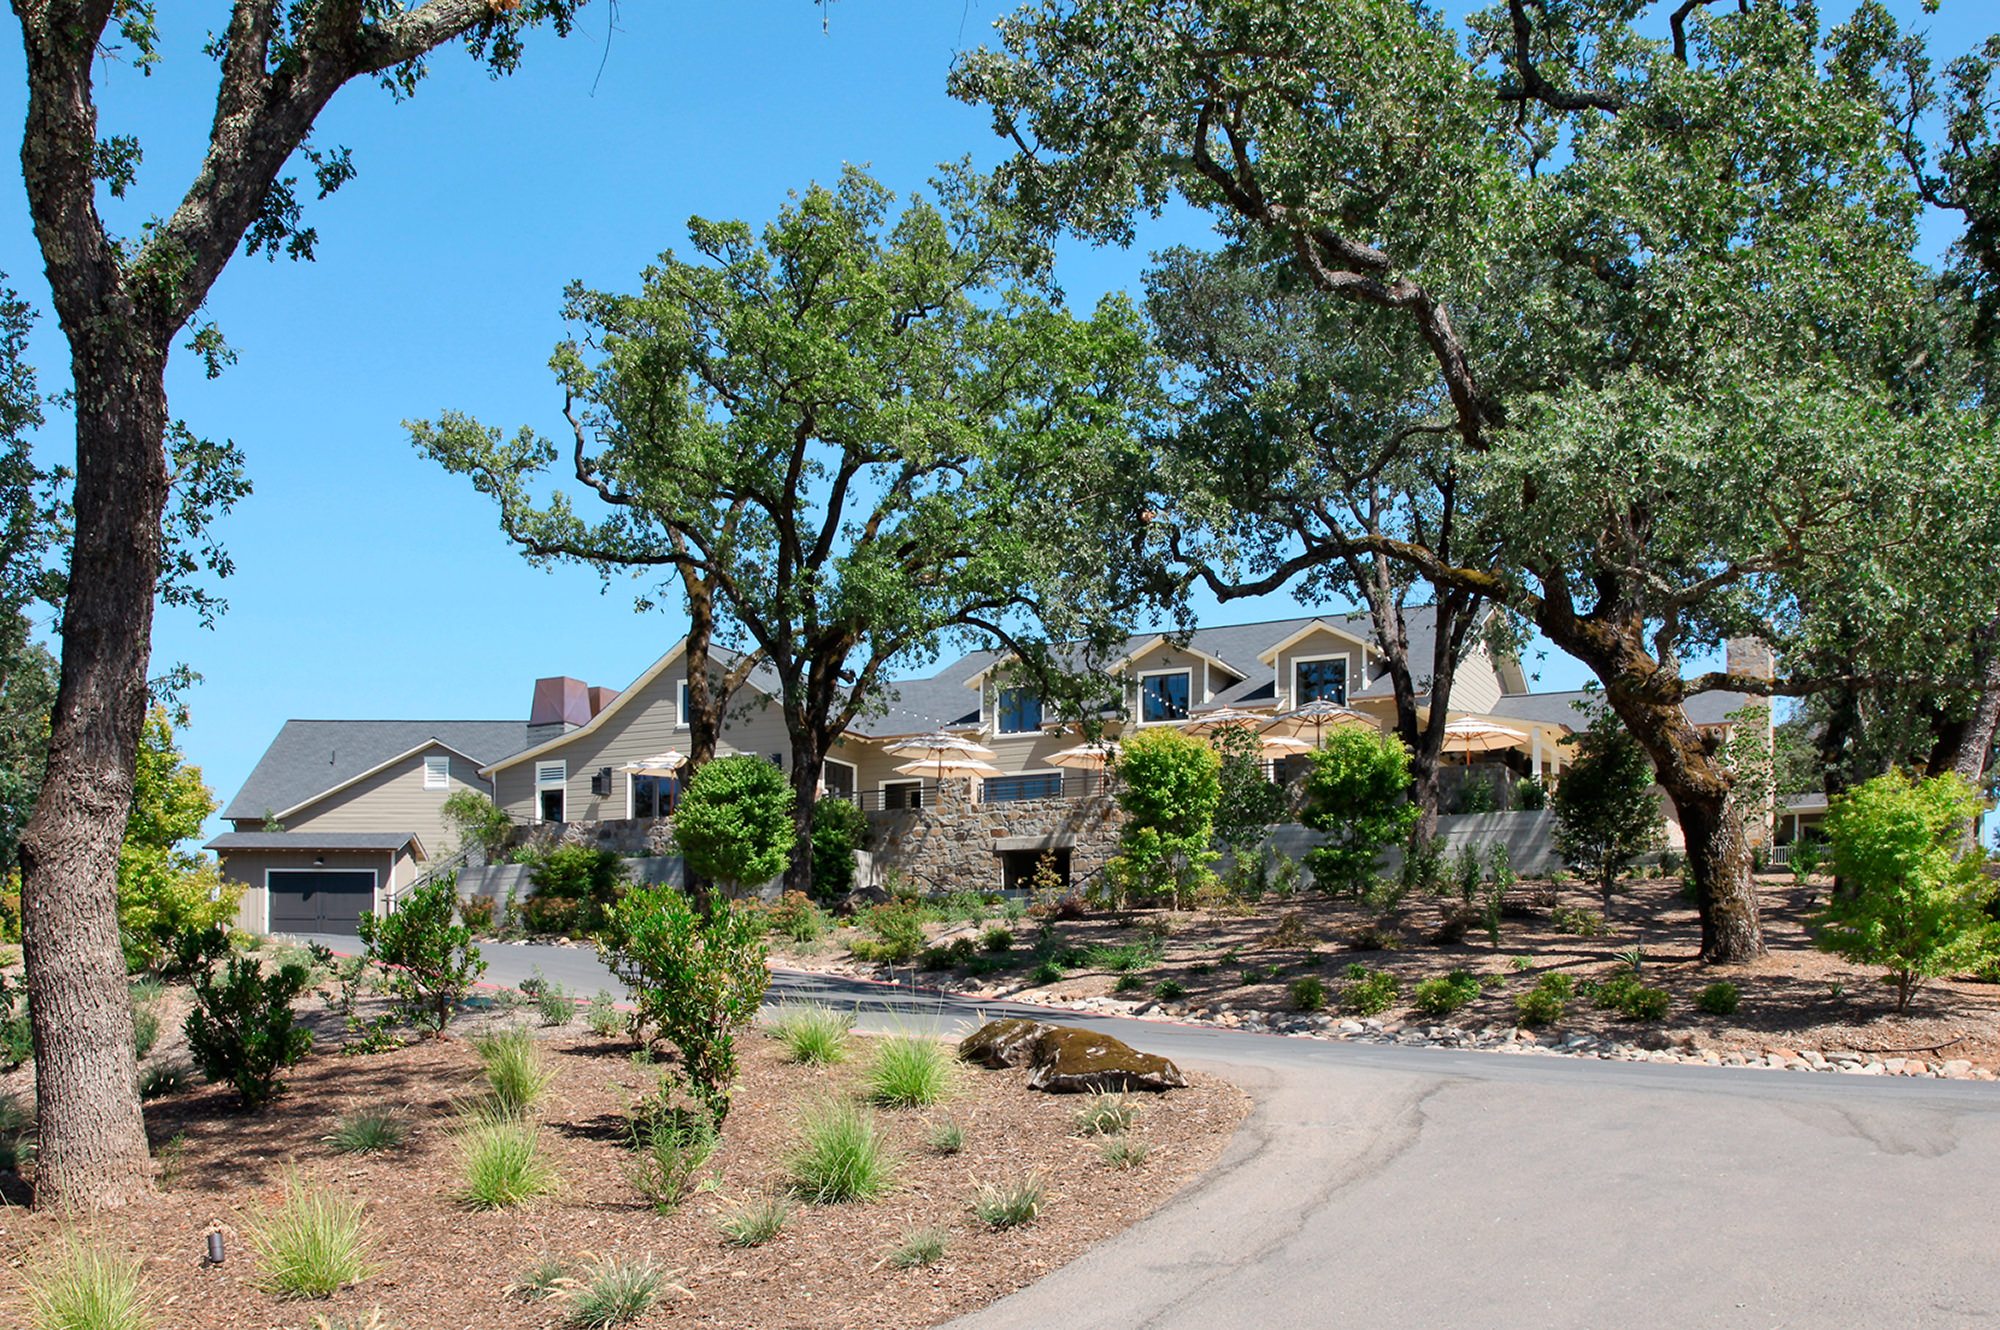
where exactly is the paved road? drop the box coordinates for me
[307,937,2000,1328]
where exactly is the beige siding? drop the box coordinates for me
[491,665,790,823]
[282,744,489,860]
[1271,625,1369,711]
[1449,647,1505,714]
[218,846,415,933]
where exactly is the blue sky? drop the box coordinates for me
[0,1,1985,830]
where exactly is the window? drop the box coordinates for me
[677,679,690,729]
[423,754,449,790]
[1139,670,1191,724]
[984,772,1065,803]
[822,759,857,798]
[882,780,924,810]
[538,788,566,823]
[535,761,566,824]
[996,687,1043,735]
[1294,657,1349,705]
[630,773,677,820]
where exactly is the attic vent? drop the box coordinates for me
[535,761,567,788]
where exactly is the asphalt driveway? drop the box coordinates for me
[304,937,2000,1329]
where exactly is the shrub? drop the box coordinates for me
[22,1238,153,1330]
[458,1120,558,1210]
[766,891,830,943]
[249,1172,373,1298]
[597,884,769,1124]
[981,924,1014,952]
[866,1035,955,1108]
[1212,723,1289,854]
[1550,904,1605,937]
[1341,967,1400,1016]
[1515,776,1548,811]
[1696,981,1741,1016]
[1153,979,1187,1000]
[1288,974,1328,1012]
[474,1027,556,1118]
[1301,730,1423,898]
[1028,957,1065,986]
[770,1003,852,1066]
[116,711,241,973]
[854,902,926,963]
[441,789,516,862]
[586,990,625,1038]
[1072,1090,1136,1137]
[138,1061,193,1100]
[510,1256,569,1302]
[1816,770,1996,1012]
[183,941,314,1109]
[129,1003,161,1061]
[1083,939,1163,973]
[326,1110,408,1155]
[718,1195,789,1247]
[1551,712,1664,912]
[1588,974,1669,1021]
[627,1101,718,1214]
[458,895,496,932]
[563,1256,668,1329]
[1411,970,1482,1017]
[535,980,576,1027]
[1099,1135,1150,1169]
[356,876,487,1037]
[520,845,627,936]
[924,1118,966,1154]
[675,755,797,895]
[1789,835,1823,884]
[786,1099,894,1203]
[810,796,870,903]
[972,1173,1045,1228]
[887,1226,949,1269]
[1514,975,1569,1027]
[1105,726,1222,909]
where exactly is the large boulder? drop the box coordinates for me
[1025,1025,1188,1093]
[958,1017,1052,1069]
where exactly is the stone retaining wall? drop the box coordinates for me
[508,815,676,857]
[864,780,1126,894]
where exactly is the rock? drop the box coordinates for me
[957,1017,1051,1069]
[1024,1026,1189,1093]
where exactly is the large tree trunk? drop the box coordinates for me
[16,346,167,1210]
[783,735,822,897]
[1929,607,2000,790]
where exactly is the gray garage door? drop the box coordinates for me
[267,869,375,933]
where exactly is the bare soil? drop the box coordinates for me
[0,1011,1244,1329]
[777,873,2000,1073]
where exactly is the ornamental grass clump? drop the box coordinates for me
[717,1194,790,1247]
[249,1172,374,1299]
[474,1027,556,1118]
[563,1255,674,1329]
[786,1099,895,1204]
[886,1226,949,1269]
[1071,1090,1136,1137]
[22,1238,153,1330]
[325,1109,408,1156]
[971,1173,1046,1229]
[458,1120,559,1210]
[770,1002,853,1066]
[865,1034,955,1108]
[626,1099,718,1215]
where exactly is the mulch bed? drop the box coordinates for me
[0,1022,1246,1329]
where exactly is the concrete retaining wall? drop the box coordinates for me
[1257,809,1561,879]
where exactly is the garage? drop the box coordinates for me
[266,869,376,933]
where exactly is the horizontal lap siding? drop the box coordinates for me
[282,746,488,860]
[1273,629,1366,711]
[218,848,394,933]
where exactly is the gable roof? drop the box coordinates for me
[1255,618,1375,665]
[205,830,427,856]
[222,720,529,823]
[1486,688,1757,731]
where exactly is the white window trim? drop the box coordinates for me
[423,754,450,790]
[879,778,923,809]
[1136,667,1194,725]
[263,866,380,935]
[677,679,691,730]
[994,685,1043,736]
[822,756,859,797]
[1291,652,1351,708]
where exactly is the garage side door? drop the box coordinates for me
[266,869,376,933]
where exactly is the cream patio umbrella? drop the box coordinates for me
[1440,718,1530,763]
[1262,698,1374,747]
[884,732,998,762]
[892,756,1007,793]
[1182,707,1270,735]
[620,751,688,777]
[1257,733,1314,758]
[1045,740,1119,771]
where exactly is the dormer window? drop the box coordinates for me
[1295,657,1348,706]
[996,687,1043,735]
[1139,670,1191,724]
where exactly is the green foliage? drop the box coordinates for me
[866,1035,956,1108]
[1301,730,1421,898]
[1072,1090,1136,1137]
[356,876,486,1037]
[626,1100,718,1215]
[1153,978,1186,1001]
[22,1238,152,1330]
[1552,713,1665,911]
[786,1099,895,1203]
[1513,974,1570,1028]
[184,944,313,1109]
[769,1002,852,1066]
[1514,777,1548,811]
[458,1120,558,1210]
[1082,938,1163,973]
[137,1061,192,1100]
[473,1027,555,1118]
[1225,843,1302,901]
[1816,771,1996,1012]
[563,1256,666,1329]
[1288,974,1328,1012]
[1789,835,1824,885]
[1481,844,1515,948]
[326,1110,408,1156]
[1211,723,1288,853]
[585,990,624,1039]
[1696,982,1741,1016]
[1107,726,1222,909]
[1099,1135,1150,1169]
[1341,967,1400,1017]
[1411,970,1482,1018]
[520,845,626,936]
[1584,973,1671,1022]
[249,1172,373,1298]
[852,902,925,963]
[1550,905,1605,938]
[887,1226,949,1269]
[673,755,797,895]
[534,980,575,1027]
[809,797,869,904]
[765,890,830,943]
[458,895,496,933]
[924,1118,966,1154]
[440,789,515,862]
[718,1195,789,1247]
[972,1173,1045,1228]
[981,924,1014,952]
[597,883,769,1123]
[117,708,238,972]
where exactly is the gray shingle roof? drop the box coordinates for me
[1486,689,1758,730]
[221,720,530,822]
[204,831,426,853]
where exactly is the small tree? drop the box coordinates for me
[117,709,240,971]
[1300,729,1421,899]
[356,876,487,1038]
[673,756,797,900]
[1552,715,1664,914]
[1106,726,1221,909]
[597,883,771,1124]
[183,939,314,1110]
[1816,771,1995,1013]
[1210,725,1287,856]
[441,790,515,863]
[521,844,627,936]
[809,797,870,905]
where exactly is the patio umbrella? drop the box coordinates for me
[1257,734,1314,758]
[620,751,687,777]
[892,756,1007,782]
[1440,718,1529,762]
[1045,740,1118,771]
[1182,707,1270,735]
[884,732,998,762]
[1262,699,1373,746]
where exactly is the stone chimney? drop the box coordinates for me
[527,676,593,746]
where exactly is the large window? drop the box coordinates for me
[1139,670,1191,723]
[996,686,1043,734]
[1295,657,1349,705]
[535,761,566,824]
[630,773,677,820]
[822,759,857,798]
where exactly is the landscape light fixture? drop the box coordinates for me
[205,1232,225,1265]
